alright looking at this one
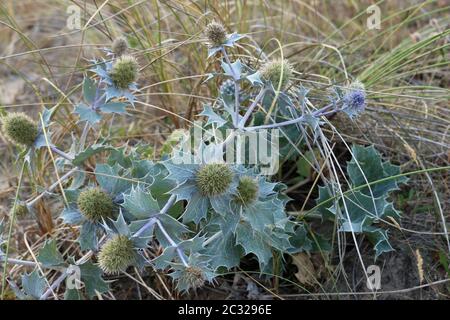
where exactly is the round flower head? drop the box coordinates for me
[77,188,114,222]
[10,203,29,217]
[260,59,294,90]
[1,113,38,147]
[204,21,227,47]
[342,80,366,116]
[98,235,135,275]
[112,36,128,56]
[196,163,233,196]
[180,266,206,291]
[220,79,235,96]
[109,55,139,89]
[234,176,259,206]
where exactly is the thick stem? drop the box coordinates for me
[238,87,266,128]
[155,219,189,267]
[39,269,73,300]
[50,145,74,161]
[134,194,177,237]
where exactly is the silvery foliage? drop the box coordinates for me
[6,26,405,299]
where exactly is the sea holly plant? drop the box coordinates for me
[0,22,409,300]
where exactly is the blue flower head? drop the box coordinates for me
[342,80,366,118]
[219,79,235,96]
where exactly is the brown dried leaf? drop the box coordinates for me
[292,253,317,286]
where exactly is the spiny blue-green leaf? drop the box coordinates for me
[169,182,197,202]
[37,240,65,267]
[33,130,53,149]
[315,185,336,220]
[152,246,176,269]
[224,32,245,47]
[83,77,97,104]
[74,103,101,125]
[72,144,114,166]
[111,212,130,236]
[64,288,83,300]
[288,224,313,253]
[221,59,243,80]
[21,269,46,299]
[178,235,206,254]
[236,223,273,269]
[337,192,398,232]
[365,227,394,259]
[199,105,227,127]
[99,102,128,114]
[163,161,197,184]
[182,193,209,224]
[107,146,132,168]
[205,232,241,269]
[78,221,98,251]
[246,71,263,86]
[95,163,131,195]
[155,214,190,247]
[79,261,109,299]
[243,200,285,232]
[347,144,407,197]
[60,207,84,225]
[122,186,160,220]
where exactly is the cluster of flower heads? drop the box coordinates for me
[0,22,373,299]
[88,37,139,108]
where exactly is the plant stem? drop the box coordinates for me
[244,104,334,131]
[221,47,240,127]
[134,194,177,237]
[238,87,266,128]
[50,145,74,161]
[1,161,25,300]
[155,219,189,267]
[0,255,66,271]
[39,236,105,300]
[39,269,72,300]
[26,167,78,207]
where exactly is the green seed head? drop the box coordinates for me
[181,266,205,290]
[234,176,259,206]
[77,188,114,222]
[98,235,135,275]
[10,203,29,217]
[110,55,139,89]
[1,113,38,147]
[112,37,128,56]
[196,163,233,196]
[260,59,294,90]
[204,21,227,47]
